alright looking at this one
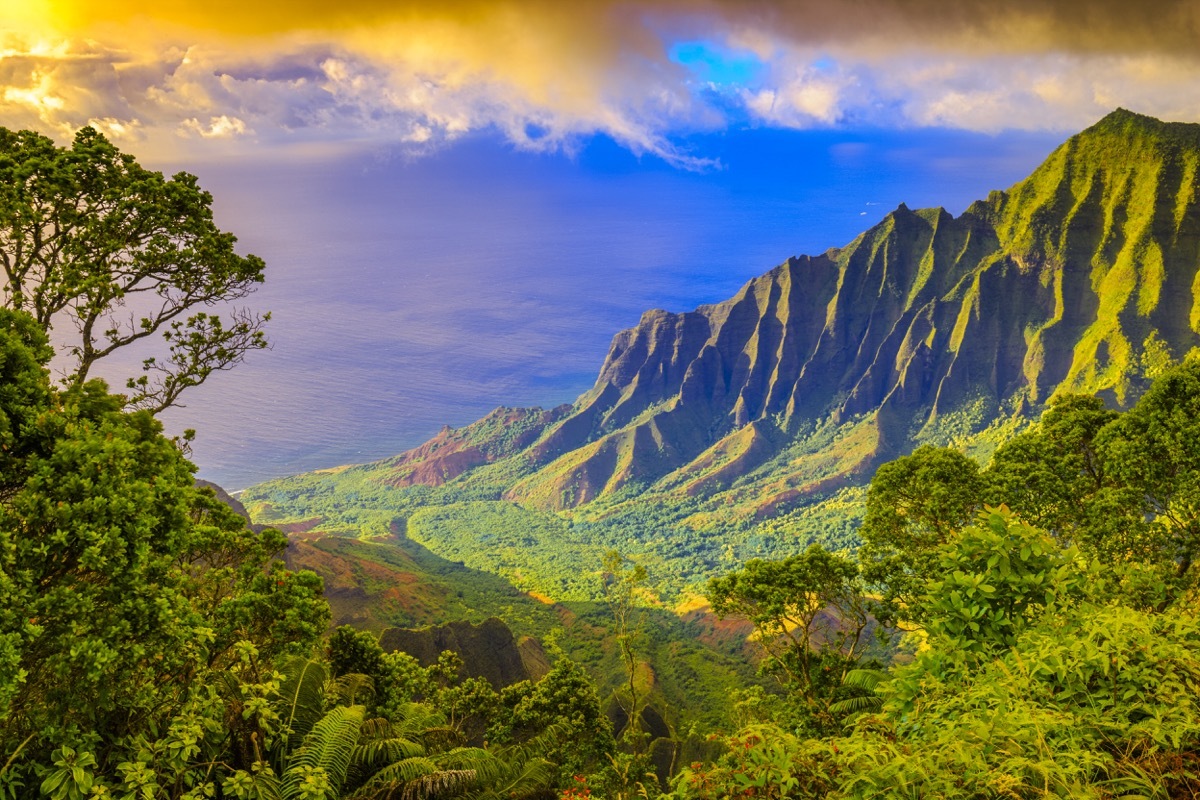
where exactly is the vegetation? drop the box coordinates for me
[6,111,1200,797]
[669,358,1200,798]
[0,309,328,795]
[0,125,269,412]
[0,303,623,799]
[708,546,871,735]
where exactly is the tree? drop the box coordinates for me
[985,394,1118,535]
[601,551,650,748]
[983,393,1159,568]
[1098,355,1200,586]
[708,545,870,732]
[493,658,615,784]
[857,445,985,625]
[0,309,328,789]
[916,508,1091,657]
[0,125,268,412]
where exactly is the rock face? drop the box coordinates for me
[196,479,262,531]
[387,110,1200,515]
[378,617,550,688]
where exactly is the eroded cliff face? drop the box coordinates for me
[379,617,550,688]
[390,110,1200,515]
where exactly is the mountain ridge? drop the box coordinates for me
[457,108,1200,514]
[245,108,1200,597]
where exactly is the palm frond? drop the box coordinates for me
[841,668,889,691]
[830,668,890,717]
[829,694,884,716]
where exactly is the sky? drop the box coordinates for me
[2,1,1199,488]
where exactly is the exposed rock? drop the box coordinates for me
[379,617,545,688]
[605,697,672,742]
[516,635,552,682]
[196,479,264,532]
[382,406,568,487]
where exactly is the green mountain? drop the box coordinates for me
[246,109,1200,600]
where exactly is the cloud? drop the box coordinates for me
[2,1,1200,164]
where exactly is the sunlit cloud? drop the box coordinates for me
[2,1,1200,165]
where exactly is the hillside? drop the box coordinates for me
[244,109,1200,599]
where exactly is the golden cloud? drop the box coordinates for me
[2,1,1200,163]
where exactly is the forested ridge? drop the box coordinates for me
[3,118,1200,797]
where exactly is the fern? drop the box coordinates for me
[281,705,366,799]
[330,673,376,708]
[345,718,427,794]
[275,658,329,747]
[354,719,425,766]
[438,739,558,799]
[349,759,475,800]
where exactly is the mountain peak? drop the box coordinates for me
[1077,108,1200,149]
[1093,107,1153,127]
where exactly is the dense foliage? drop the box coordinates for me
[670,359,1200,799]
[0,126,268,412]
[0,309,328,794]
[0,309,625,799]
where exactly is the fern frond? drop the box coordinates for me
[331,673,376,707]
[389,702,447,736]
[276,657,328,741]
[398,769,478,800]
[437,748,501,783]
[281,704,365,798]
[477,757,557,800]
[350,757,476,800]
[353,737,426,771]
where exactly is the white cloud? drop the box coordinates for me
[179,114,249,138]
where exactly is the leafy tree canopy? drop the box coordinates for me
[0,126,268,412]
[857,445,985,625]
[0,308,328,791]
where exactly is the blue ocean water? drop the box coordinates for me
[126,127,1062,490]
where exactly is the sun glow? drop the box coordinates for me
[0,1,56,29]
[3,74,64,111]
[2,0,1200,162]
